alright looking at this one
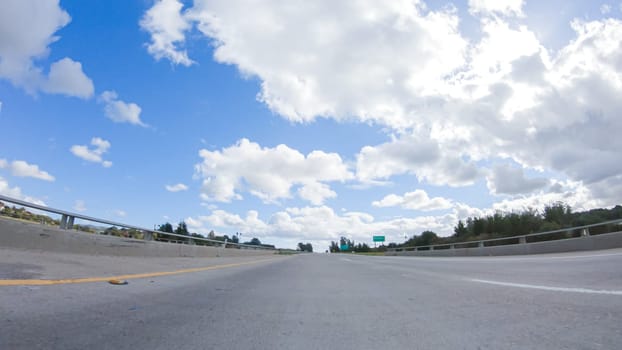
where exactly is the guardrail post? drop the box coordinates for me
[519,236,526,244]
[478,241,484,248]
[66,216,75,230]
[189,238,195,245]
[60,214,68,229]
[582,228,590,237]
[222,238,228,248]
[450,244,455,249]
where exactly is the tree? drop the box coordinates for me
[158,222,173,233]
[244,237,262,245]
[298,242,313,252]
[453,220,468,238]
[544,202,572,227]
[175,221,189,236]
[329,241,340,252]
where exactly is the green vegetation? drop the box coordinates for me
[0,202,275,248]
[297,242,313,252]
[395,202,622,249]
[329,236,371,253]
[0,203,59,226]
[328,202,622,252]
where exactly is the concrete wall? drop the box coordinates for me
[386,231,622,257]
[0,217,275,258]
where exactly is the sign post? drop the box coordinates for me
[373,235,385,248]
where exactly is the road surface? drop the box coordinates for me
[2,249,621,349]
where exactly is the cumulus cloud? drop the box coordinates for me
[486,164,549,195]
[0,176,46,205]
[140,0,194,66]
[186,182,604,249]
[297,182,337,205]
[42,58,94,98]
[99,91,146,126]
[73,200,87,212]
[372,189,453,211]
[491,181,601,213]
[0,0,94,98]
[143,1,622,209]
[0,160,56,181]
[70,137,113,167]
[165,183,189,192]
[468,0,525,17]
[188,205,455,248]
[355,133,481,187]
[194,139,352,203]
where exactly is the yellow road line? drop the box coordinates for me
[0,258,276,286]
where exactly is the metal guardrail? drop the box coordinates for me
[387,218,622,252]
[0,194,274,250]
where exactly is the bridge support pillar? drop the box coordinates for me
[66,216,75,230]
[519,236,527,244]
[60,214,68,229]
[144,231,154,241]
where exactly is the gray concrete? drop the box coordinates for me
[0,217,274,258]
[1,249,621,349]
[387,231,622,257]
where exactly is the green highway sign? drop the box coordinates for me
[340,244,349,251]
[373,235,385,242]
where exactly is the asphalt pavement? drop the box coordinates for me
[1,249,621,349]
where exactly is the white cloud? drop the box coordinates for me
[147,0,468,127]
[70,137,112,167]
[99,91,146,126]
[143,2,622,209]
[468,0,525,17]
[297,182,337,205]
[372,189,453,211]
[194,139,352,203]
[486,164,549,195]
[140,0,194,66]
[0,159,7,168]
[0,0,93,98]
[355,133,481,187]
[73,200,87,212]
[114,209,127,218]
[600,4,612,14]
[165,183,189,192]
[6,160,55,181]
[188,205,454,248]
[43,58,94,98]
[491,181,601,213]
[186,182,606,249]
[0,176,46,205]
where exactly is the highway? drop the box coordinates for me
[1,249,622,349]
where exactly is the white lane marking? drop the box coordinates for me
[340,258,353,262]
[544,252,622,260]
[470,278,622,295]
[381,250,622,263]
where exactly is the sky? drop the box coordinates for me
[1,0,621,250]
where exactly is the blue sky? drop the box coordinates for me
[1,0,621,250]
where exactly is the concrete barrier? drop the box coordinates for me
[386,231,622,257]
[0,217,275,258]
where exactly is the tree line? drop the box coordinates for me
[328,202,622,252]
[395,202,622,248]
